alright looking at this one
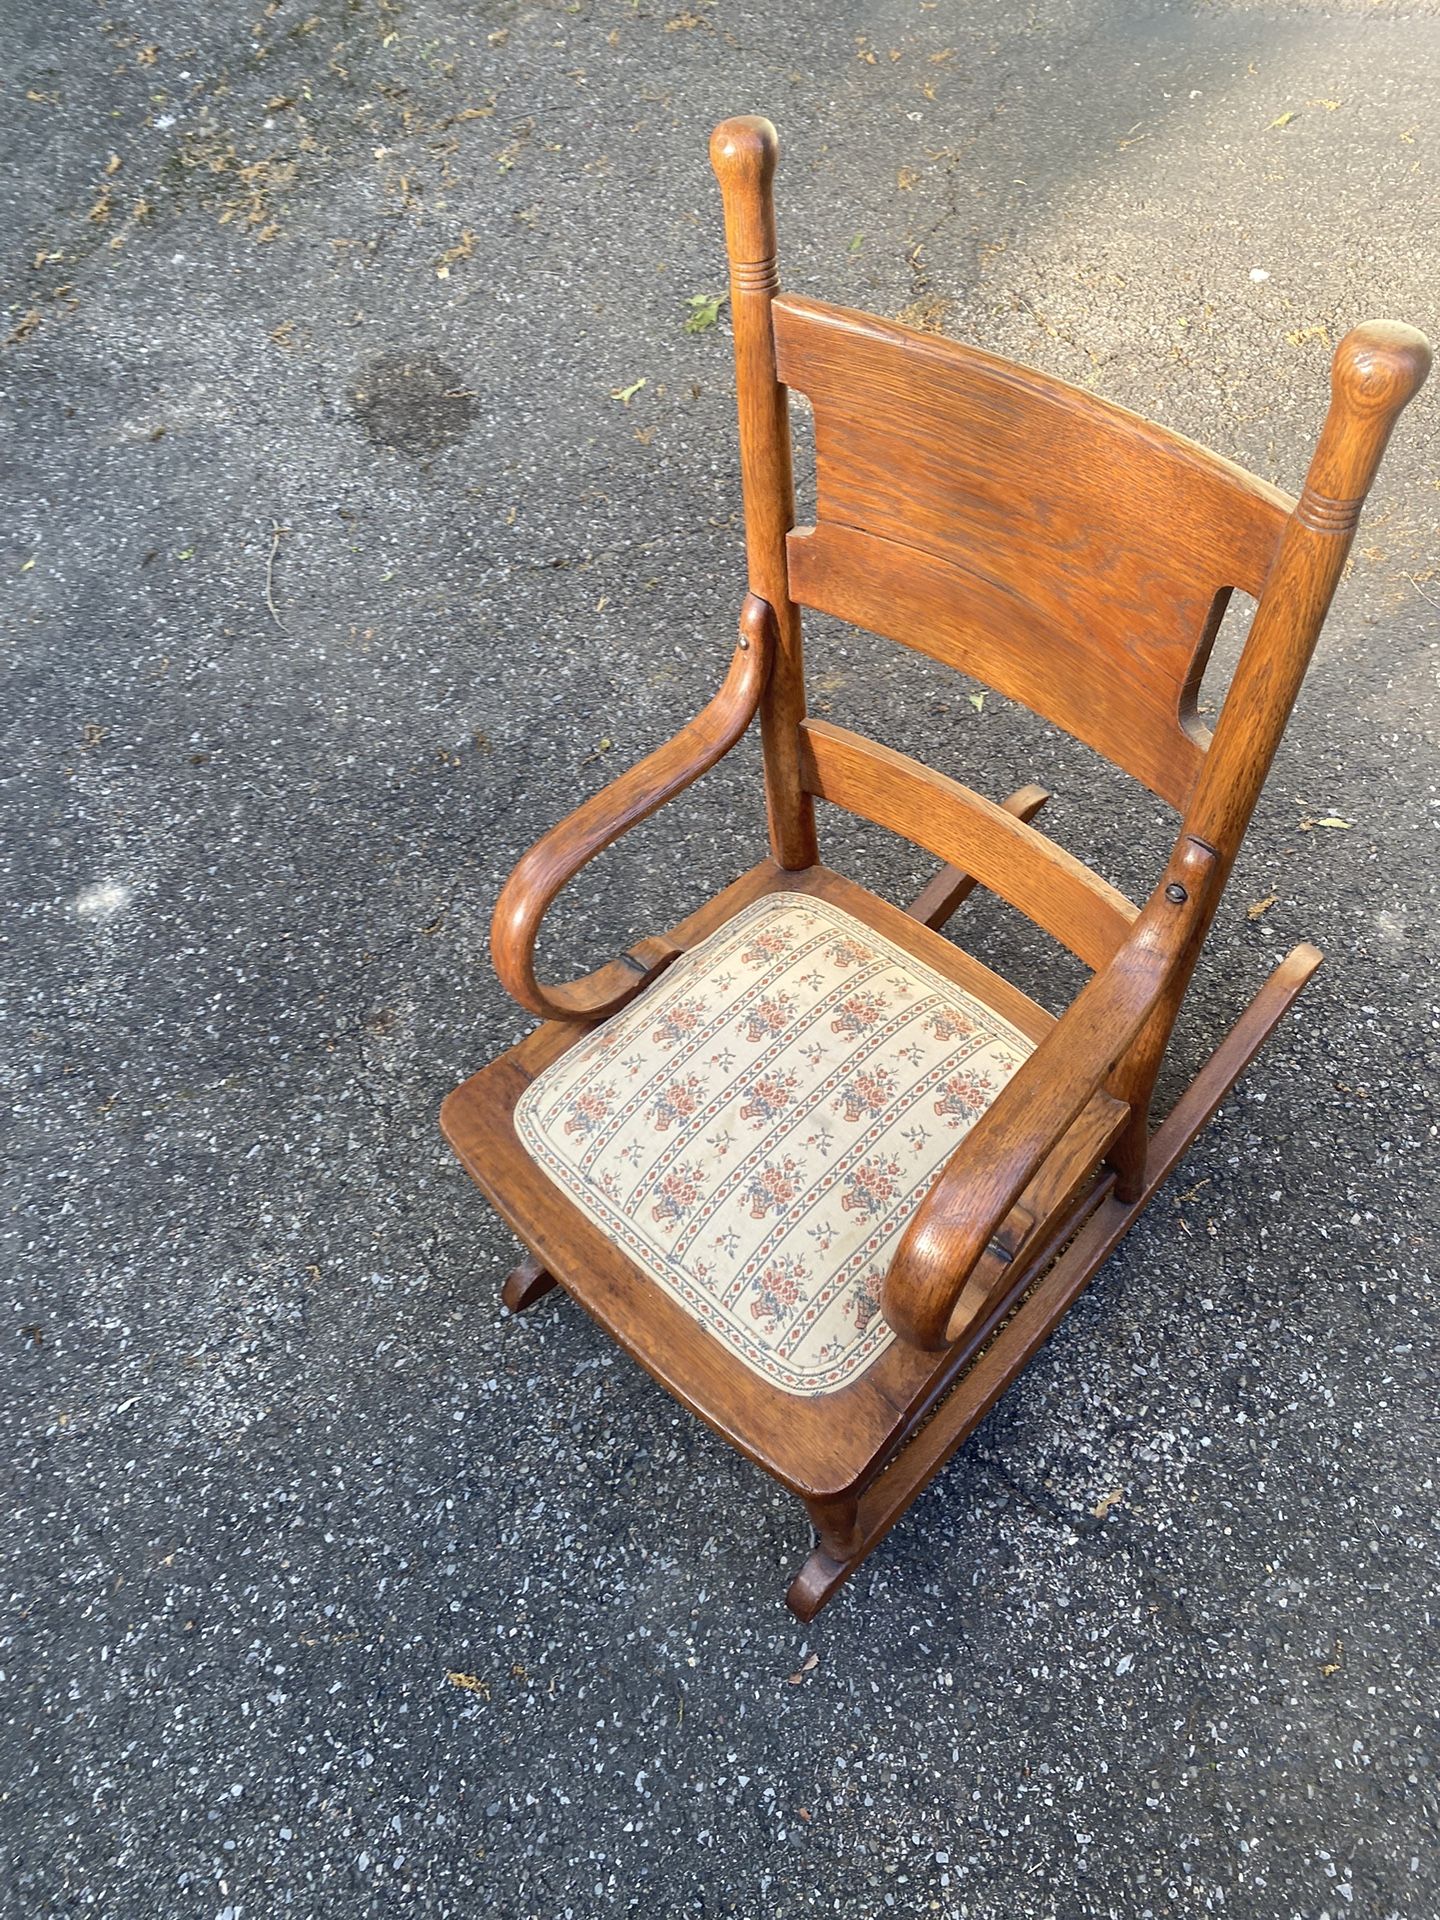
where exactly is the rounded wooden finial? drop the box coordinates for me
[1331,321,1431,417]
[1300,319,1430,520]
[709,115,778,192]
[710,116,779,268]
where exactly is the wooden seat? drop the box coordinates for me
[443,863,1128,1501]
[439,115,1430,1617]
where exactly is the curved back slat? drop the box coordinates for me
[797,719,1138,971]
[775,295,1294,808]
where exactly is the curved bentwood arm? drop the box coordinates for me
[490,594,776,1024]
[882,836,1220,1351]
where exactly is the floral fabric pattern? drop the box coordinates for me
[514,894,1035,1397]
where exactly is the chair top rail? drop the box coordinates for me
[774,293,1295,808]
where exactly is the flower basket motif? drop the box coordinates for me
[649,1072,707,1131]
[827,937,873,970]
[833,1063,899,1124]
[933,1067,1001,1126]
[840,1154,905,1217]
[562,1083,618,1136]
[739,992,797,1044]
[924,1005,978,1044]
[651,1160,707,1229]
[847,1266,883,1334]
[829,990,888,1038]
[748,1255,810,1332]
[650,995,710,1049]
[740,926,795,967]
[739,1069,802,1127]
[743,1154,805,1219]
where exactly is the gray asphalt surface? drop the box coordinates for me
[3,2,1438,1915]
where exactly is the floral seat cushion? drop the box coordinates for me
[514,893,1036,1397]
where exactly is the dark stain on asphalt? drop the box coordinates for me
[352,351,477,455]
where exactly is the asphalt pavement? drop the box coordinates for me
[3,2,1438,1915]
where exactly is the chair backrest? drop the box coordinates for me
[774,295,1289,808]
[709,115,1429,920]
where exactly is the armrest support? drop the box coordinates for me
[490,594,775,1023]
[882,836,1219,1350]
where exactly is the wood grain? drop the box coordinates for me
[881,836,1218,1348]
[775,294,1293,807]
[1109,320,1432,1194]
[787,935,1325,1618]
[905,783,1051,931]
[798,718,1136,969]
[710,117,817,867]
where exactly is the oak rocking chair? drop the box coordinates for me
[441,117,1429,1618]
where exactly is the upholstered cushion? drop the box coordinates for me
[515,893,1035,1397]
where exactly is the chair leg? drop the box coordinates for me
[804,1492,863,1562]
[501,1253,559,1314]
[784,940,1324,1621]
[905,783,1050,931]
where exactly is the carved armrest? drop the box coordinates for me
[881,836,1220,1350]
[490,594,775,1023]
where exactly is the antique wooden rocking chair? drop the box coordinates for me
[441,116,1429,1618]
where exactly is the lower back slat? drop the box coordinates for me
[796,717,1138,970]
